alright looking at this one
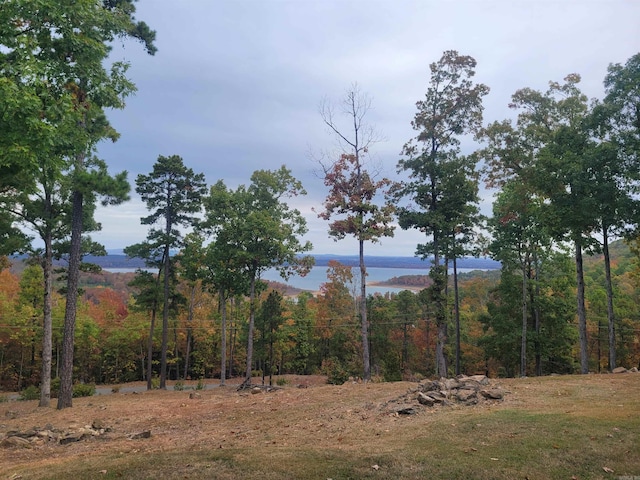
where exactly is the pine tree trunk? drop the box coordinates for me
[160,244,170,389]
[57,189,83,409]
[575,241,589,374]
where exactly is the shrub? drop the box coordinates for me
[151,376,160,389]
[0,394,8,403]
[72,383,96,398]
[195,378,205,390]
[322,358,349,385]
[19,385,40,401]
[174,380,185,391]
[276,377,289,386]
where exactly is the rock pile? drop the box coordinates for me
[0,420,111,448]
[0,420,152,449]
[384,375,505,415]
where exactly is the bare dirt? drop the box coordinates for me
[1,373,639,479]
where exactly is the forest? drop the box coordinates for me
[1,2,640,409]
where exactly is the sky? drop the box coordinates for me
[93,0,640,256]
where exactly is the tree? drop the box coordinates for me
[1,0,156,409]
[175,233,207,380]
[238,167,313,383]
[126,155,207,389]
[257,290,284,386]
[593,53,640,370]
[126,268,162,389]
[201,180,251,386]
[487,182,551,376]
[395,51,489,377]
[318,85,395,381]
[520,76,595,374]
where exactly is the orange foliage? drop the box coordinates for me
[85,287,128,326]
[0,269,20,304]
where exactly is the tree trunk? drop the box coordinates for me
[533,253,542,376]
[39,229,53,407]
[57,189,83,409]
[520,259,527,378]
[160,243,171,389]
[453,256,461,376]
[245,272,257,383]
[602,226,616,371]
[575,240,589,374]
[219,288,227,386]
[359,237,371,381]
[146,268,161,390]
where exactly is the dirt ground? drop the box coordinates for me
[1,373,639,478]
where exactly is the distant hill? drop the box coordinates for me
[43,253,501,270]
[312,254,500,270]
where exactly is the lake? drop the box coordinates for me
[104,266,492,295]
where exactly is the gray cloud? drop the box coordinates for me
[94,0,640,256]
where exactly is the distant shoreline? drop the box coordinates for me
[31,253,501,271]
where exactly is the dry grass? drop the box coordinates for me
[1,374,640,479]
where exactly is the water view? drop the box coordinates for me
[104,265,492,295]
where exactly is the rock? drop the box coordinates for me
[630,367,638,373]
[467,375,490,385]
[396,407,418,415]
[480,389,504,400]
[444,378,461,390]
[456,389,477,402]
[128,430,151,440]
[92,419,106,430]
[612,367,628,374]
[189,392,202,399]
[59,432,87,445]
[417,393,435,407]
[1,436,32,449]
[251,387,262,395]
[429,391,446,403]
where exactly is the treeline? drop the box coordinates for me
[1,2,640,406]
[1,243,638,391]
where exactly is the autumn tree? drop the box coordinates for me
[318,85,395,381]
[125,155,207,389]
[395,51,489,377]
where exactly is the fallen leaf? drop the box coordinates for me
[603,466,614,473]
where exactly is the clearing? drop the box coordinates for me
[1,373,639,479]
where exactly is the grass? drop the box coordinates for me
[2,374,640,479]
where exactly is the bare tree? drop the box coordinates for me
[317,84,395,381]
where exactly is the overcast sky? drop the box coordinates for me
[94,0,640,256]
